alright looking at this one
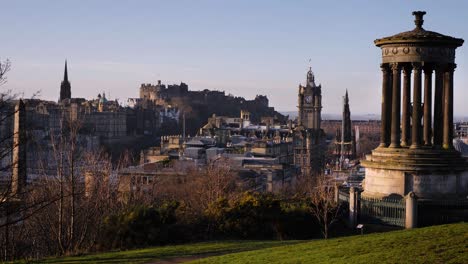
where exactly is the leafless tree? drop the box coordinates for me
[0,59,11,87]
[297,174,343,239]
[21,114,122,258]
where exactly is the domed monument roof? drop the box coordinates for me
[375,11,464,47]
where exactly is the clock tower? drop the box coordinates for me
[298,67,322,129]
[294,67,326,176]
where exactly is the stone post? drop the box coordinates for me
[380,64,391,147]
[405,192,418,229]
[390,63,401,148]
[12,100,27,197]
[423,64,433,146]
[411,63,422,148]
[334,183,339,203]
[402,64,412,147]
[349,187,358,227]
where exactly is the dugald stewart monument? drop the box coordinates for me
[362,11,467,227]
[1,2,467,263]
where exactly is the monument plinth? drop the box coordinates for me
[361,11,468,200]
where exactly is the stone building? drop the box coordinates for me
[361,11,467,227]
[321,120,380,138]
[293,68,326,176]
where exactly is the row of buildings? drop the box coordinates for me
[4,59,375,204]
[120,67,362,197]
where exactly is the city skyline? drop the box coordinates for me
[3,1,468,115]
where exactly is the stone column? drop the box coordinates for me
[411,63,422,149]
[433,65,444,147]
[405,192,418,229]
[443,64,456,149]
[349,187,358,228]
[379,64,391,147]
[390,63,401,148]
[334,183,339,203]
[423,64,433,146]
[12,100,27,197]
[401,65,412,147]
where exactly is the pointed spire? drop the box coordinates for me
[64,60,69,82]
[59,60,71,101]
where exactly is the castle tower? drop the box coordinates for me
[59,60,71,101]
[362,12,467,202]
[12,100,27,197]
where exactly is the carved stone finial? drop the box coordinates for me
[412,11,426,29]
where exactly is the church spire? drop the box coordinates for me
[345,89,349,104]
[64,60,68,81]
[59,60,71,102]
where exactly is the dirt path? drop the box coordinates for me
[147,252,225,264]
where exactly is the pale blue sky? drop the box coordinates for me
[2,0,468,115]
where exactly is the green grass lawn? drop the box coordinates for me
[191,223,468,264]
[14,223,468,264]
[15,240,299,264]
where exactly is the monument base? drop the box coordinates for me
[361,147,468,199]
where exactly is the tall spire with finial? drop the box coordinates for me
[59,60,71,101]
[342,89,352,143]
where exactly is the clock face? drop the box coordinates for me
[305,95,312,104]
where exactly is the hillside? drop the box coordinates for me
[13,241,298,264]
[15,223,467,264]
[193,223,468,264]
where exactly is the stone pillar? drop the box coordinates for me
[401,65,412,147]
[380,64,391,147]
[390,63,401,148]
[405,192,418,229]
[433,65,444,147]
[443,64,455,149]
[334,184,339,203]
[423,65,433,146]
[411,63,422,149]
[349,187,358,227]
[12,100,27,197]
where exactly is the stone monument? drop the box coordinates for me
[362,11,467,200]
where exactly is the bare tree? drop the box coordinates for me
[297,174,343,239]
[0,60,51,261]
[0,59,11,87]
[21,113,122,258]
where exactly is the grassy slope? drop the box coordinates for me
[16,240,298,264]
[192,223,468,264]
